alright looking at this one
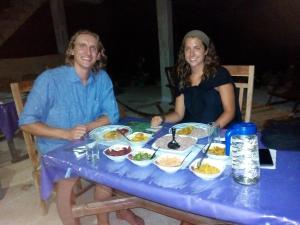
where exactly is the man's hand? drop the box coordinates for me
[68,125,88,140]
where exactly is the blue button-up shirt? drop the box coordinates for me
[19,66,119,154]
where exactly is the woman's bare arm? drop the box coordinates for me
[151,94,185,127]
[215,83,236,128]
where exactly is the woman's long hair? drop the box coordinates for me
[65,30,107,73]
[176,37,220,90]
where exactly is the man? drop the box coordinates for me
[19,30,144,225]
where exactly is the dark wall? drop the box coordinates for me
[1,0,299,85]
[65,0,160,85]
[172,0,300,68]
[0,3,57,58]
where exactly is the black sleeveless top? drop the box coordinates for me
[177,67,242,128]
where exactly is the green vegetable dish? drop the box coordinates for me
[133,152,152,161]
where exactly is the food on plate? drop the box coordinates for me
[156,155,182,167]
[105,145,132,156]
[208,145,225,155]
[130,132,149,142]
[118,128,129,134]
[177,126,194,135]
[154,134,197,151]
[103,130,120,140]
[190,127,207,138]
[103,128,129,140]
[175,126,207,138]
[129,152,152,161]
[193,163,220,174]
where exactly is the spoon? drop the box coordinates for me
[117,129,131,141]
[150,147,159,159]
[167,127,180,149]
[196,124,216,168]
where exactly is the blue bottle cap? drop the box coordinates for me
[232,122,257,135]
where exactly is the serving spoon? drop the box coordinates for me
[167,127,180,149]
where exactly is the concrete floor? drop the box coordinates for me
[0,84,295,225]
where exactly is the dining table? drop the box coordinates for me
[0,92,27,162]
[41,117,300,225]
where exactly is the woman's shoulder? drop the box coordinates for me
[206,66,233,87]
[216,66,231,77]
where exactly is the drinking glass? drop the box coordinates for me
[84,135,99,161]
[208,122,220,143]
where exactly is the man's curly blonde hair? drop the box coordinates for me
[65,30,107,73]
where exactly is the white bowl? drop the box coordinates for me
[206,143,229,160]
[103,143,132,162]
[127,132,152,147]
[127,148,155,167]
[189,158,226,180]
[154,153,185,173]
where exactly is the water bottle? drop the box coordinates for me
[225,122,260,185]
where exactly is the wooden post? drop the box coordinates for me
[156,0,174,103]
[49,0,68,54]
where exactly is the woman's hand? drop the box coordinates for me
[151,115,164,128]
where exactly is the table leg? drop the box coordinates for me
[7,138,28,163]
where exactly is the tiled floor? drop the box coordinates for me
[0,84,295,225]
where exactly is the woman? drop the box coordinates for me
[151,30,242,129]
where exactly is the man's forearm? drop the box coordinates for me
[21,122,70,140]
[86,115,111,131]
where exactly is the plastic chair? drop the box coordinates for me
[164,66,178,106]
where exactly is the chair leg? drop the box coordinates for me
[32,170,49,215]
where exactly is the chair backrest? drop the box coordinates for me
[223,65,255,122]
[10,80,39,170]
[165,66,178,106]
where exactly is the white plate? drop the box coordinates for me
[206,143,229,160]
[154,153,185,173]
[127,132,152,147]
[127,148,155,167]
[169,122,209,139]
[103,143,132,162]
[152,134,197,154]
[189,158,226,180]
[89,125,132,145]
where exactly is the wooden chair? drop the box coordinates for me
[224,65,255,122]
[10,80,93,215]
[10,80,48,212]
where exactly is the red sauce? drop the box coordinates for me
[105,146,131,156]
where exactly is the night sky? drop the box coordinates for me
[1,0,299,85]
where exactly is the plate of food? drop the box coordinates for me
[154,153,185,173]
[189,158,226,180]
[127,132,152,147]
[169,123,209,139]
[89,125,132,145]
[103,143,132,162]
[206,143,229,160]
[152,134,197,154]
[127,148,155,167]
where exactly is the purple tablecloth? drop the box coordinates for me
[41,119,300,225]
[0,101,19,140]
